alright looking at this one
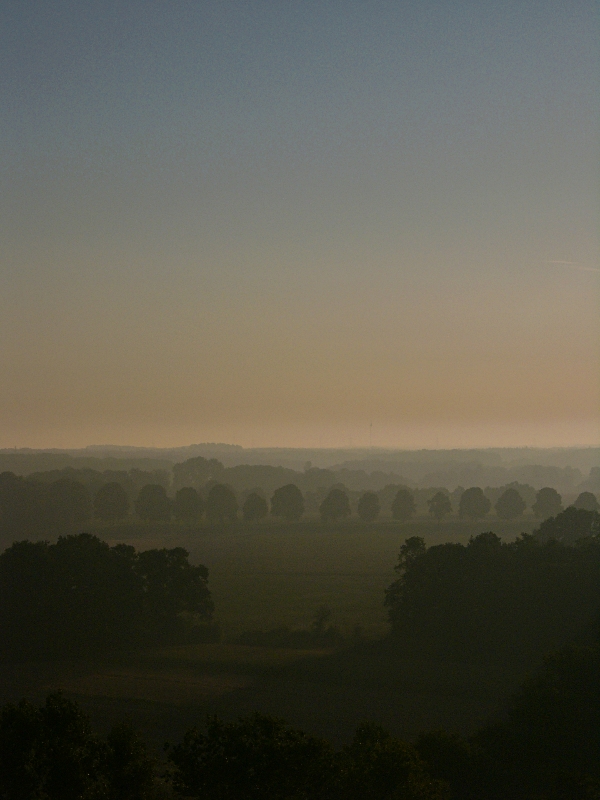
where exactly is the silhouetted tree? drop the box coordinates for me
[458,487,491,520]
[135,484,171,522]
[357,492,380,522]
[495,487,526,519]
[0,472,48,532]
[320,488,351,523]
[270,484,304,522]
[0,694,155,800]
[532,486,562,519]
[94,481,129,522]
[168,713,335,800]
[385,531,600,660]
[0,534,213,658]
[173,487,204,522]
[391,488,416,522]
[136,547,213,631]
[173,456,224,491]
[243,492,268,523]
[574,491,599,512]
[427,491,452,522]
[46,479,92,528]
[534,506,600,545]
[206,484,238,524]
[339,722,448,800]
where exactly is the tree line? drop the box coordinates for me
[0,533,214,659]
[384,508,600,661]
[1,637,599,799]
[1,469,597,531]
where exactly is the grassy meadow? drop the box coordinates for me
[0,515,539,750]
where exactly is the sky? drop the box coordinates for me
[1,1,598,450]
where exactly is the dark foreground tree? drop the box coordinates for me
[135,484,171,522]
[574,491,599,512]
[173,486,204,522]
[494,487,526,520]
[94,481,129,522]
[0,693,155,800]
[427,492,452,522]
[385,531,600,660]
[340,722,448,800]
[391,488,416,522]
[458,487,491,520]
[270,484,304,522]
[168,713,335,800]
[243,492,268,523]
[532,486,562,519]
[0,534,213,658]
[357,492,380,522]
[206,484,238,524]
[320,488,351,523]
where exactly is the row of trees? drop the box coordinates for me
[1,470,597,530]
[0,533,214,658]
[133,483,598,525]
[3,638,600,800]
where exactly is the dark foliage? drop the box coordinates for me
[205,484,238,523]
[574,491,599,512]
[339,722,448,800]
[0,693,155,800]
[419,644,600,799]
[385,532,600,659]
[391,488,416,522]
[534,507,600,545]
[0,533,212,658]
[532,486,563,520]
[173,486,204,521]
[134,484,171,522]
[242,491,269,522]
[94,482,130,522]
[320,488,351,523]
[357,491,380,522]
[0,473,93,534]
[427,491,451,521]
[494,487,526,520]
[168,713,336,800]
[270,484,305,522]
[458,487,491,520]
[172,456,224,492]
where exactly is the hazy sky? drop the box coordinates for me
[1,1,598,449]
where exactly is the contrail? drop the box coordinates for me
[543,260,600,273]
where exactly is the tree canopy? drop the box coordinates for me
[458,487,491,520]
[390,489,416,522]
[205,484,238,524]
[427,491,452,521]
[494,487,526,519]
[320,488,351,523]
[385,531,600,660]
[243,491,269,522]
[134,484,171,522]
[357,492,380,522]
[270,484,304,522]
[531,486,562,519]
[93,481,129,522]
[0,534,213,658]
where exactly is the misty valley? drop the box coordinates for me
[0,446,598,799]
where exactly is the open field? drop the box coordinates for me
[0,516,540,751]
[100,516,539,638]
